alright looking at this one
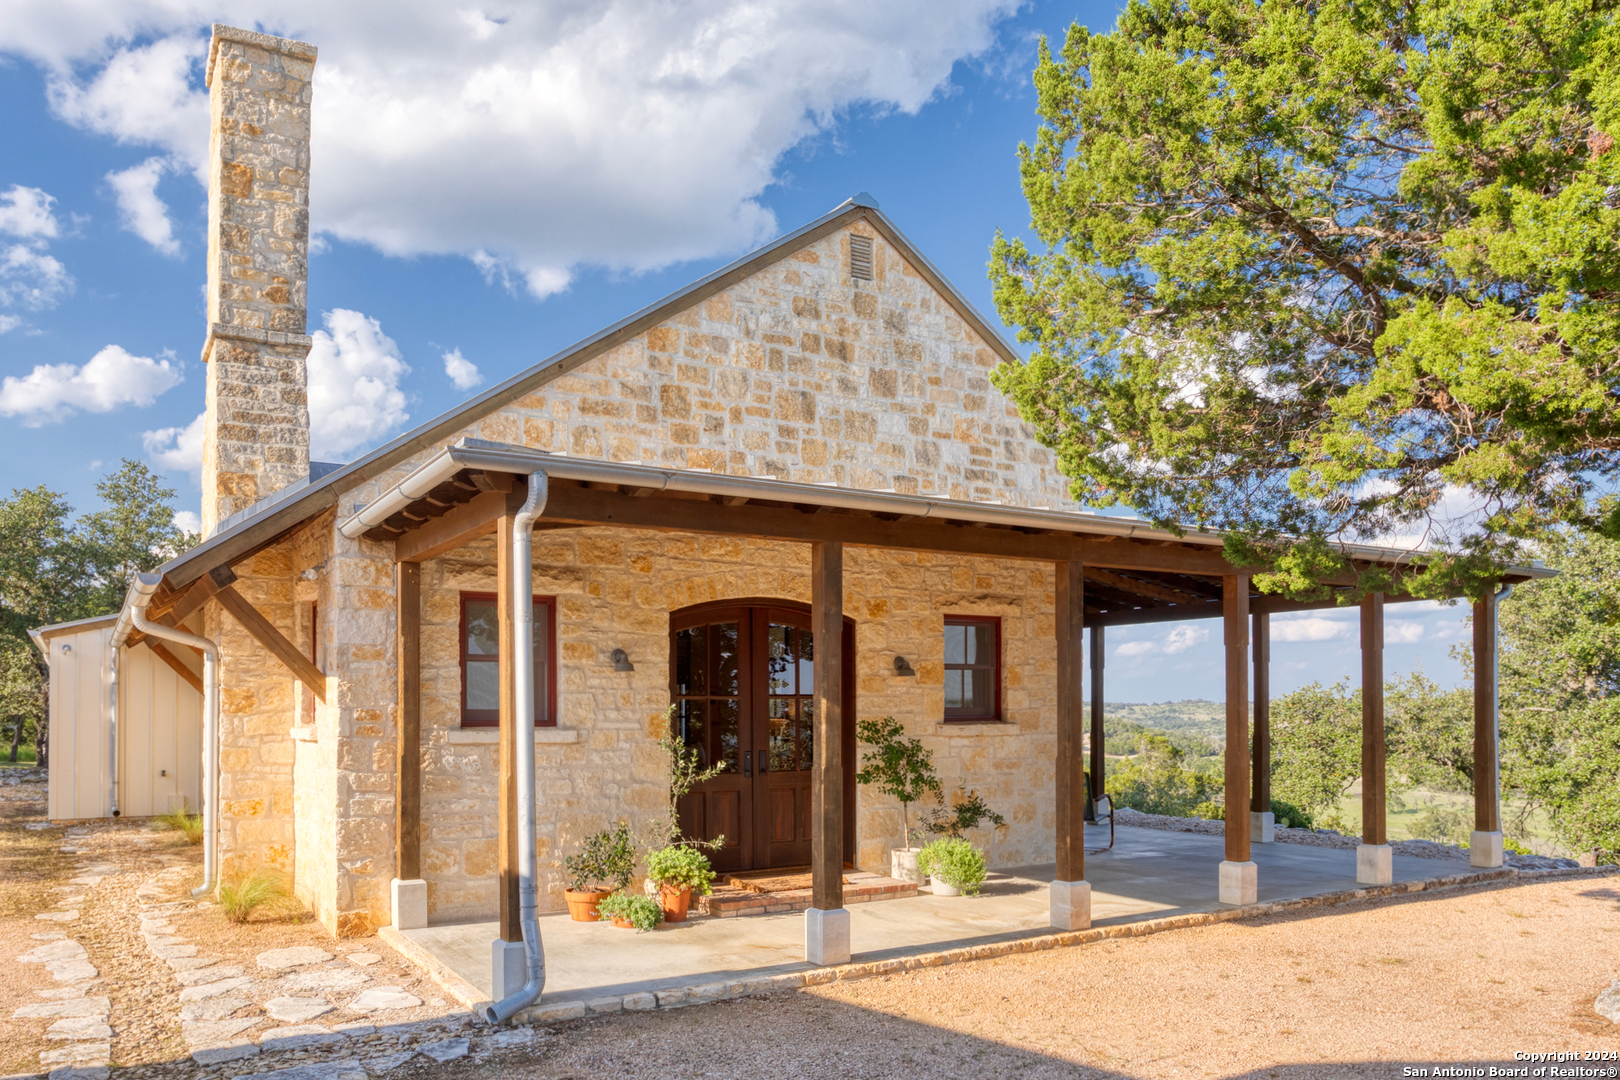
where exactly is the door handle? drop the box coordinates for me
[757,750,768,774]
[742,751,751,777]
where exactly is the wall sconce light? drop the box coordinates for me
[61,643,73,655]
[892,655,916,677]
[611,648,635,673]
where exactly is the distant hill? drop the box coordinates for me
[1106,700,1227,745]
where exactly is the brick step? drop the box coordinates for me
[699,872,918,918]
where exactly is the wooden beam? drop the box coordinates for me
[1223,575,1251,864]
[1251,611,1270,815]
[497,496,521,943]
[1055,560,1086,882]
[169,566,236,625]
[470,470,515,493]
[1086,567,1205,606]
[1361,592,1387,846]
[214,585,326,702]
[394,489,511,563]
[1473,594,1501,835]
[1088,624,1105,802]
[147,641,204,695]
[810,541,845,913]
[396,562,422,882]
[538,484,1237,574]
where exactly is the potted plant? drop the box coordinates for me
[645,844,716,923]
[917,837,987,897]
[597,891,664,931]
[562,820,637,921]
[855,716,942,885]
[921,790,1007,841]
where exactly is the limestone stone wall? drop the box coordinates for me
[200,26,316,534]
[410,529,1059,923]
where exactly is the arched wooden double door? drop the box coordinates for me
[670,600,856,874]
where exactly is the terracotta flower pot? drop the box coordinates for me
[610,915,635,929]
[659,884,693,923]
[564,888,612,922]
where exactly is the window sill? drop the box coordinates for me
[934,721,1020,736]
[290,725,318,743]
[446,728,580,745]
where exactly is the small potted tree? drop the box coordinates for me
[855,716,941,885]
[562,820,636,921]
[637,711,727,922]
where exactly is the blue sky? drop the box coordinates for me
[0,0,1480,699]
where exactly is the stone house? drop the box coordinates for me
[55,25,1534,995]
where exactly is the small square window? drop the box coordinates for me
[460,592,556,727]
[943,615,1000,722]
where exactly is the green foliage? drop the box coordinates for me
[1498,530,1620,861]
[1103,717,1221,761]
[855,716,942,849]
[1409,806,1471,846]
[1109,734,1220,817]
[564,821,637,894]
[1504,837,1534,856]
[1191,800,1225,822]
[1269,799,1314,831]
[216,867,295,923]
[644,706,728,854]
[1270,682,1363,818]
[645,845,716,895]
[597,891,664,931]
[155,809,204,845]
[990,0,1620,597]
[922,791,1007,840]
[917,837,987,894]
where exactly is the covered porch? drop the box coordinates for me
[347,437,1544,1006]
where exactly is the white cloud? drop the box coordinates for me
[107,157,181,255]
[1114,624,1210,658]
[0,314,20,334]
[308,308,411,460]
[1386,621,1424,644]
[172,509,202,534]
[142,410,205,474]
[1270,614,1353,643]
[0,345,181,425]
[0,1,1019,294]
[441,347,482,391]
[0,185,59,238]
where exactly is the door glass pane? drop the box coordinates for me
[466,661,500,711]
[767,625,792,694]
[944,622,965,665]
[466,600,499,655]
[944,669,965,710]
[712,698,740,774]
[674,627,707,696]
[714,622,739,696]
[678,699,706,764]
[800,693,814,770]
[796,628,813,696]
[769,697,794,771]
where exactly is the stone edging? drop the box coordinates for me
[377,864,1618,1027]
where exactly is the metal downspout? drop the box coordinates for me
[485,471,550,1025]
[108,648,120,817]
[124,572,221,896]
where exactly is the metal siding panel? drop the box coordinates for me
[124,647,154,817]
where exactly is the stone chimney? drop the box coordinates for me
[200,25,318,536]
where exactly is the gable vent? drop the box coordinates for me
[849,234,873,280]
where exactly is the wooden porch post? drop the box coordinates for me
[806,540,849,965]
[389,561,426,930]
[1219,575,1255,904]
[1250,610,1273,842]
[493,486,525,995]
[1471,591,1504,867]
[1357,591,1392,884]
[1089,624,1105,804]
[1051,559,1091,929]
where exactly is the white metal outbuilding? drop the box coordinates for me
[30,614,203,822]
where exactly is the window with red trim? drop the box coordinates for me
[460,592,556,727]
[943,615,1000,722]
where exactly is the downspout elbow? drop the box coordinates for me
[485,472,550,1025]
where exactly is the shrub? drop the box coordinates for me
[645,845,716,895]
[1190,800,1225,821]
[1503,837,1533,855]
[155,809,204,844]
[917,837,987,895]
[597,891,664,931]
[1269,799,1314,831]
[1109,735,1219,817]
[564,821,637,893]
[1409,806,1470,846]
[216,867,294,923]
[922,791,1007,840]
[855,716,941,850]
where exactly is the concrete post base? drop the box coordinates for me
[390,878,427,931]
[1470,830,1504,868]
[492,938,527,1000]
[1218,860,1257,905]
[1356,843,1393,885]
[1250,811,1275,843]
[805,907,851,966]
[1049,880,1092,930]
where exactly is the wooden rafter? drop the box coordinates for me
[1086,567,1205,607]
[146,641,204,695]
[214,584,326,701]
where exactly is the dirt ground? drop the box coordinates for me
[403,877,1620,1080]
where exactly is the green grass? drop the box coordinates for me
[1334,783,1560,854]
[0,747,39,767]
[153,808,205,844]
[216,867,295,923]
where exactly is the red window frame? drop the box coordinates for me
[459,591,557,728]
[943,615,1001,722]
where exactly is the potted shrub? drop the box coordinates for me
[562,820,637,921]
[917,837,987,897]
[597,891,664,931]
[921,790,1007,841]
[855,716,941,885]
[645,844,716,923]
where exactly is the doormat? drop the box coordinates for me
[727,870,854,895]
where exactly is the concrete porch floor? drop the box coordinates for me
[396,825,1452,1007]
